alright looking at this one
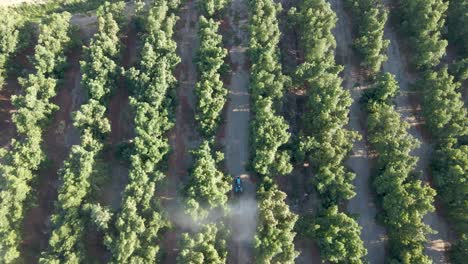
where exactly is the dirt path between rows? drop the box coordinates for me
[20,15,98,262]
[382,1,453,263]
[328,1,388,263]
[102,21,136,212]
[222,1,256,263]
[163,1,200,262]
[84,21,138,264]
[21,41,83,264]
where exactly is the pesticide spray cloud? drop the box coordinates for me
[166,194,258,244]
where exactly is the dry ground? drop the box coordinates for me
[19,15,98,262]
[329,0,388,263]
[163,0,200,262]
[222,1,257,263]
[382,1,453,263]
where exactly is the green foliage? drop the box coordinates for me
[195,16,228,137]
[0,8,20,89]
[399,0,448,68]
[0,12,72,263]
[451,234,468,263]
[178,223,228,264]
[178,3,230,261]
[345,0,389,73]
[291,0,359,205]
[418,67,468,141]
[289,1,366,262]
[249,0,292,177]
[449,58,468,81]
[199,0,229,17]
[104,2,180,262]
[363,72,398,105]
[251,97,292,175]
[306,206,367,264]
[254,181,298,264]
[39,136,101,264]
[433,144,468,232]
[85,203,113,231]
[248,2,298,263]
[39,3,122,262]
[448,0,468,56]
[366,73,435,263]
[184,141,230,221]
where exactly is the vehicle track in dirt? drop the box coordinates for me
[382,1,453,262]
[329,0,387,262]
[163,0,200,262]
[222,1,256,263]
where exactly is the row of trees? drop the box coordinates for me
[177,3,231,263]
[39,3,123,262]
[398,0,448,69]
[345,0,389,73]
[194,16,228,137]
[399,1,467,260]
[97,2,180,263]
[0,12,72,263]
[249,0,292,177]
[248,1,298,263]
[0,8,20,90]
[364,73,436,263]
[289,0,367,262]
[418,68,467,261]
[178,142,230,264]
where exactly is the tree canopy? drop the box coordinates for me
[345,0,389,73]
[40,3,122,262]
[0,12,72,263]
[399,0,448,68]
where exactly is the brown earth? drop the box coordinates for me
[85,21,138,264]
[162,0,200,262]
[19,14,99,262]
[21,39,83,263]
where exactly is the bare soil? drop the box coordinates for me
[162,0,200,262]
[220,1,258,263]
[19,15,98,262]
[382,1,454,263]
[84,21,138,264]
[21,39,83,264]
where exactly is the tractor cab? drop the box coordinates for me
[234,176,243,194]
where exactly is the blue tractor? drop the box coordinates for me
[234,176,243,194]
